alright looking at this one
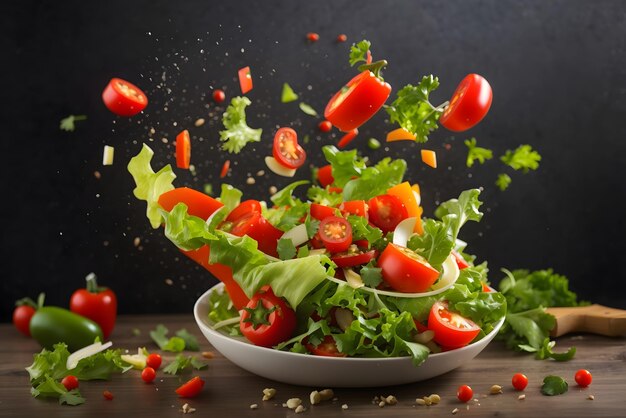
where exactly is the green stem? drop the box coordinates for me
[86,273,99,293]
[73,115,87,121]
[357,60,388,79]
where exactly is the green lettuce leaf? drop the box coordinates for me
[270,180,309,207]
[218,184,243,212]
[434,188,483,241]
[219,96,263,153]
[161,204,216,251]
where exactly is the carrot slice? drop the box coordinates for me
[421,149,437,168]
[386,128,416,142]
[175,130,191,169]
[238,66,253,94]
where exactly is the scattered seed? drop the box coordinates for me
[587,395,595,400]
[269,186,278,195]
[295,405,305,414]
[286,398,302,409]
[378,401,386,408]
[246,177,256,185]
[262,388,277,401]
[416,398,426,406]
[429,394,441,404]
[385,395,397,405]
[201,351,215,359]
[133,237,141,247]
[466,404,470,410]
[423,396,432,406]
[94,171,101,179]
[341,404,348,410]
[165,278,173,286]
[452,407,459,415]
[518,394,526,400]
[250,404,258,410]
[181,403,196,414]
[310,391,321,405]
[490,385,503,395]
[319,389,334,401]
[194,118,205,127]
[256,170,265,176]
[161,137,168,143]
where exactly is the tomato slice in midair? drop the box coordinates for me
[377,243,440,293]
[222,202,282,257]
[367,194,408,233]
[310,203,336,221]
[427,301,480,348]
[175,376,205,398]
[272,127,306,169]
[226,199,262,223]
[238,66,253,94]
[102,78,148,117]
[318,216,352,253]
[158,187,224,220]
[175,130,191,169]
[439,74,492,132]
[331,249,376,268]
[240,286,297,347]
[324,71,391,132]
[337,128,359,149]
[340,200,368,218]
[317,165,334,187]
[305,335,347,357]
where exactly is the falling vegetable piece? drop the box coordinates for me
[59,115,87,132]
[421,149,437,168]
[102,145,115,166]
[336,34,347,43]
[299,102,318,117]
[306,32,320,42]
[337,129,359,149]
[175,130,191,169]
[238,66,253,94]
[367,138,381,150]
[281,83,299,103]
[386,128,416,142]
[273,127,306,169]
[212,89,226,103]
[220,160,230,178]
[219,96,262,153]
[102,78,148,117]
[316,165,334,187]
[318,120,332,132]
[439,74,493,132]
[265,156,296,177]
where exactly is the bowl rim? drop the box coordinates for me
[194,282,505,364]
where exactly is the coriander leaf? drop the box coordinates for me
[270,180,309,207]
[434,188,483,241]
[360,261,383,288]
[59,115,87,132]
[347,215,383,247]
[277,238,297,260]
[349,40,371,66]
[163,354,191,375]
[385,75,442,142]
[163,337,186,352]
[281,83,298,103]
[464,137,493,167]
[322,146,367,187]
[407,217,454,270]
[190,356,209,370]
[175,329,200,351]
[496,173,512,191]
[342,157,407,201]
[535,338,576,361]
[501,144,541,173]
[299,102,318,117]
[505,307,555,350]
[541,375,568,396]
[149,324,170,348]
[59,389,85,406]
[307,185,344,207]
[219,96,262,153]
[304,215,320,239]
[219,184,243,211]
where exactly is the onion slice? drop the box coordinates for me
[343,268,364,289]
[265,156,296,177]
[392,217,417,247]
[66,341,113,370]
[281,224,309,247]
[430,253,460,290]
[413,190,421,206]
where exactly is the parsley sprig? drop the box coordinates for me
[464,137,493,167]
[219,96,262,153]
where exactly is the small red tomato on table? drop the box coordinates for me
[13,293,44,337]
[70,273,117,339]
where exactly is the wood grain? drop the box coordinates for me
[1,315,625,417]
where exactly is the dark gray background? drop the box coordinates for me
[2,0,625,321]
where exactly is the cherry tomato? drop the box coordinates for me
[146,353,162,370]
[175,376,205,398]
[220,160,230,178]
[102,78,148,117]
[238,66,253,94]
[451,250,470,270]
[457,385,473,403]
[158,187,224,221]
[310,203,336,221]
[240,287,296,347]
[331,249,376,268]
[367,194,408,233]
[272,127,306,169]
[13,305,36,337]
[318,216,352,253]
[337,128,358,149]
[317,165,334,187]
[378,244,440,293]
[439,74,492,132]
[103,390,114,400]
[212,89,226,103]
[175,130,191,169]
[318,120,333,132]
[226,200,262,222]
[340,200,368,218]
[325,71,391,132]
[481,282,492,293]
[61,375,79,391]
[222,201,282,257]
[512,373,528,391]
[575,369,592,387]
[336,34,347,43]
[305,335,346,357]
[428,301,480,348]
[141,367,156,383]
[306,32,320,42]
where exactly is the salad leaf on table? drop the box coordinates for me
[219,96,262,154]
[541,375,569,396]
[163,354,208,375]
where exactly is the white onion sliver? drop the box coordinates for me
[265,156,296,177]
[393,217,417,247]
[66,341,113,370]
[430,254,460,290]
[454,238,468,252]
[413,190,421,206]
[343,268,364,289]
[281,224,309,247]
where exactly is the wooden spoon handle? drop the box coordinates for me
[547,304,626,337]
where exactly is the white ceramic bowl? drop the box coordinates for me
[194,283,504,387]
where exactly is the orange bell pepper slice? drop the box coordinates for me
[421,149,437,168]
[386,128,416,142]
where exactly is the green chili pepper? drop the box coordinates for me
[29,306,103,352]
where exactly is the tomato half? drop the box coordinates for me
[428,301,480,348]
[452,250,470,270]
[378,244,440,293]
[158,187,224,221]
[226,200,262,222]
[310,203,335,221]
[331,249,376,268]
[324,71,391,132]
[238,66,253,94]
[240,287,296,347]
[340,200,368,218]
[175,376,205,398]
[222,204,282,257]
[439,74,492,132]
[367,194,408,233]
[175,130,191,169]
[102,78,148,117]
[318,216,352,253]
[305,335,346,357]
[272,127,306,169]
[317,165,334,187]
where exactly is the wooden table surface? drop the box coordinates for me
[1,315,625,417]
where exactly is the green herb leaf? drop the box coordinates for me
[277,238,297,260]
[299,102,318,117]
[218,184,243,212]
[464,137,493,167]
[360,261,383,288]
[307,186,343,207]
[501,144,541,173]
[386,75,442,142]
[59,389,85,406]
[496,173,512,191]
[59,115,87,132]
[535,338,577,361]
[347,215,383,247]
[150,324,186,352]
[407,217,454,270]
[219,96,262,153]
[281,83,298,103]
[163,355,208,375]
[342,157,407,201]
[175,329,200,352]
[270,180,309,207]
[541,375,568,396]
[349,40,371,66]
[434,188,483,242]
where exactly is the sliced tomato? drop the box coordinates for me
[318,216,352,253]
[309,232,325,249]
[439,74,492,132]
[340,200,368,218]
[305,335,346,357]
[221,205,282,257]
[337,128,359,149]
[428,301,480,348]
[310,203,336,221]
[158,187,224,220]
[102,77,148,117]
[175,130,191,169]
[353,239,369,248]
[324,71,391,132]
[238,66,253,94]
[240,286,296,347]
[481,282,492,293]
[331,249,376,268]
[220,160,230,178]
[367,194,408,233]
[226,200,262,222]
[272,127,306,169]
[452,250,470,270]
[317,165,334,187]
[175,376,205,398]
[378,243,440,293]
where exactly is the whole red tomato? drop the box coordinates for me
[13,293,44,337]
[70,274,117,339]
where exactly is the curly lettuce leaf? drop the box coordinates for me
[465,137,493,167]
[219,96,262,153]
[434,188,483,241]
[218,184,243,212]
[161,204,216,251]
[501,144,541,173]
